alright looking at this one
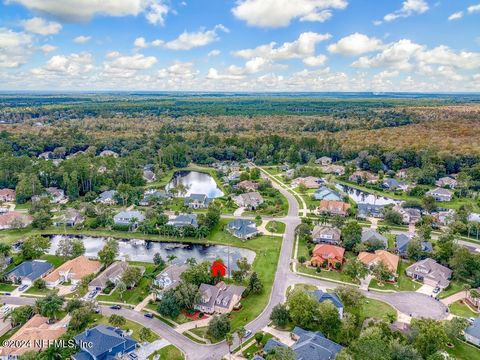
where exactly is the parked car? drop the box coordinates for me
[469,317,476,324]
[110,305,121,310]
[245,329,252,338]
[70,284,78,291]
[18,285,28,292]
[87,290,97,299]
[433,287,440,294]
[144,312,154,319]
[129,353,138,359]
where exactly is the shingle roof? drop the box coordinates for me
[44,256,101,283]
[465,318,480,339]
[89,261,128,288]
[361,229,387,246]
[311,290,343,310]
[74,325,136,358]
[263,338,286,353]
[226,219,258,238]
[7,260,53,281]
[292,327,343,360]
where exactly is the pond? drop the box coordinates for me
[48,235,254,272]
[165,170,224,198]
[336,184,399,206]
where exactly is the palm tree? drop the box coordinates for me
[236,327,246,351]
[116,280,127,301]
[186,257,197,266]
[225,332,233,359]
[167,254,177,263]
[319,213,329,225]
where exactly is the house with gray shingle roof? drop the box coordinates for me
[313,186,342,201]
[426,187,453,202]
[184,193,212,209]
[405,258,452,289]
[357,204,385,219]
[291,327,343,360]
[113,210,145,229]
[194,281,245,314]
[465,318,480,346]
[6,260,53,286]
[88,261,128,291]
[167,214,198,228]
[73,325,136,360]
[436,176,457,189]
[311,226,341,245]
[233,192,264,210]
[311,290,344,319]
[95,190,117,205]
[395,234,432,257]
[226,219,259,240]
[361,229,387,248]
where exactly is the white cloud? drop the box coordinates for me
[40,44,57,53]
[232,0,348,28]
[303,55,327,67]
[208,49,221,57]
[31,52,94,76]
[22,17,61,35]
[163,24,228,50]
[134,37,148,48]
[448,11,463,21]
[379,0,429,23]
[416,45,480,69]
[234,32,331,61]
[207,68,244,80]
[0,28,32,68]
[227,57,272,75]
[7,0,170,25]
[157,61,198,79]
[104,53,157,72]
[327,33,383,56]
[73,35,91,44]
[352,39,423,70]
[468,4,480,14]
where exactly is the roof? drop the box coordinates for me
[0,211,32,227]
[7,260,53,281]
[318,200,350,213]
[89,261,128,288]
[234,192,264,206]
[0,188,15,197]
[311,226,341,241]
[263,338,286,353]
[312,244,345,260]
[114,210,145,223]
[465,318,480,339]
[155,264,188,289]
[292,327,343,360]
[406,258,452,288]
[0,315,66,357]
[313,186,342,201]
[74,325,136,358]
[226,219,258,238]
[361,229,387,246]
[44,255,101,283]
[197,283,220,309]
[396,234,433,254]
[357,203,385,216]
[214,281,246,309]
[358,250,400,273]
[97,190,117,202]
[427,187,453,196]
[311,290,343,310]
[168,213,198,227]
[383,178,405,188]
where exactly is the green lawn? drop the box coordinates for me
[188,326,223,344]
[449,300,479,318]
[447,341,480,360]
[39,254,67,268]
[95,315,159,342]
[25,286,57,295]
[298,264,356,284]
[369,261,421,292]
[438,280,466,299]
[0,283,17,292]
[265,221,286,234]
[148,345,184,360]
[242,332,274,359]
[359,298,397,322]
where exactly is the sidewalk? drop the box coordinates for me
[175,316,212,332]
[134,293,154,312]
[257,220,283,237]
[440,291,467,306]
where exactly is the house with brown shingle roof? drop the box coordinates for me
[315,200,350,217]
[310,244,345,268]
[358,250,400,275]
[0,189,15,202]
[0,211,32,230]
[237,180,259,192]
[44,255,101,288]
[0,315,67,358]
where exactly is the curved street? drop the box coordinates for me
[0,165,450,360]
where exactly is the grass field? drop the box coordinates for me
[449,300,479,318]
[447,341,480,360]
[438,280,466,299]
[94,315,159,342]
[0,283,17,292]
[369,261,421,292]
[265,221,286,234]
[148,345,184,360]
[360,298,397,322]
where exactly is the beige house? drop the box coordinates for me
[194,281,245,314]
[45,255,101,287]
[405,258,452,289]
[89,261,128,291]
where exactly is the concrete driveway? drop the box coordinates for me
[416,284,436,296]
[135,339,170,360]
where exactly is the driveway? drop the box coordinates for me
[416,284,436,296]
[135,339,170,360]
[366,291,448,320]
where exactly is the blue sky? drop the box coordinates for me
[0,0,479,91]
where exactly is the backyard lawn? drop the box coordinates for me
[148,345,184,360]
[188,326,223,344]
[359,298,397,323]
[438,280,466,299]
[369,260,421,292]
[446,341,480,360]
[449,300,479,318]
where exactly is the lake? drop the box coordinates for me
[336,184,399,206]
[165,170,224,198]
[48,235,254,272]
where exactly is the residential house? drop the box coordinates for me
[38,151,53,160]
[284,169,295,179]
[88,261,128,291]
[139,189,169,206]
[154,264,188,292]
[233,192,264,210]
[291,327,343,360]
[143,169,156,183]
[349,171,378,183]
[0,189,15,202]
[316,156,332,166]
[321,164,345,176]
[382,178,407,191]
[292,176,323,189]
[194,281,245,314]
[310,244,345,268]
[6,260,53,286]
[361,229,388,248]
[395,233,433,257]
[358,250,400,276]
[313,186,342,201]
[311,226,341,245]
[432,209,455,226]
[311,290,344,319]
[466,289,480,310]
[99,150,119,158]
[0,315,67,359]
[315,200,350,217]
[398,207,422,224]
[54,208,84,227]
[184,193,212,209]
[405,258,452,289]
[237,180,259,192]
[0,211,32,230]
[357,203,385,219]
[95,190,118,205]
[263,338,287,354]
[73,325,137,360]
[45,187,68,204]
[44,255,101,287]
[224,171,241,183]
[468,213,480,223]
[396,169,409,179]
[436,177,457,188]
[464,318,480,346]
[113,210,145,228]
[167,214,198,228]
[426,187,453,202]
[226,219,259,240]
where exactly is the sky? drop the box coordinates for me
[0,0,479,92]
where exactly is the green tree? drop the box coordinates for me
[341,221,362,250]
[266,346,296,360]
[225,332,234,356]
[35,294,64,321]
[444,317,468,344]
[153,253,165,268]
[371,262,392,285]
[248,272,263,294]
[343,258,368,281]
[181,261,213,286]
[207,314,231,340]
[55,238,85,259]
[411,318,448,358]
[20,235,51,260]
[15,173,43,203]
[236,327,247,350]
[317,301,341,338]
[286,290,319,330]
[270,303,290,327]
[174,282,201,311]
[336,286,365,309]
[108,314,126,327]
[157,289,181,318]
[69,305,94,332]
[121,266,143,288]
[139,327,152,341]
[98,239,119,267]
[116,280,127,301]
[406,238,424,261]
[5,305,35,327]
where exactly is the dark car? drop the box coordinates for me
[144,312,154,319]
[110,305,121,310]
